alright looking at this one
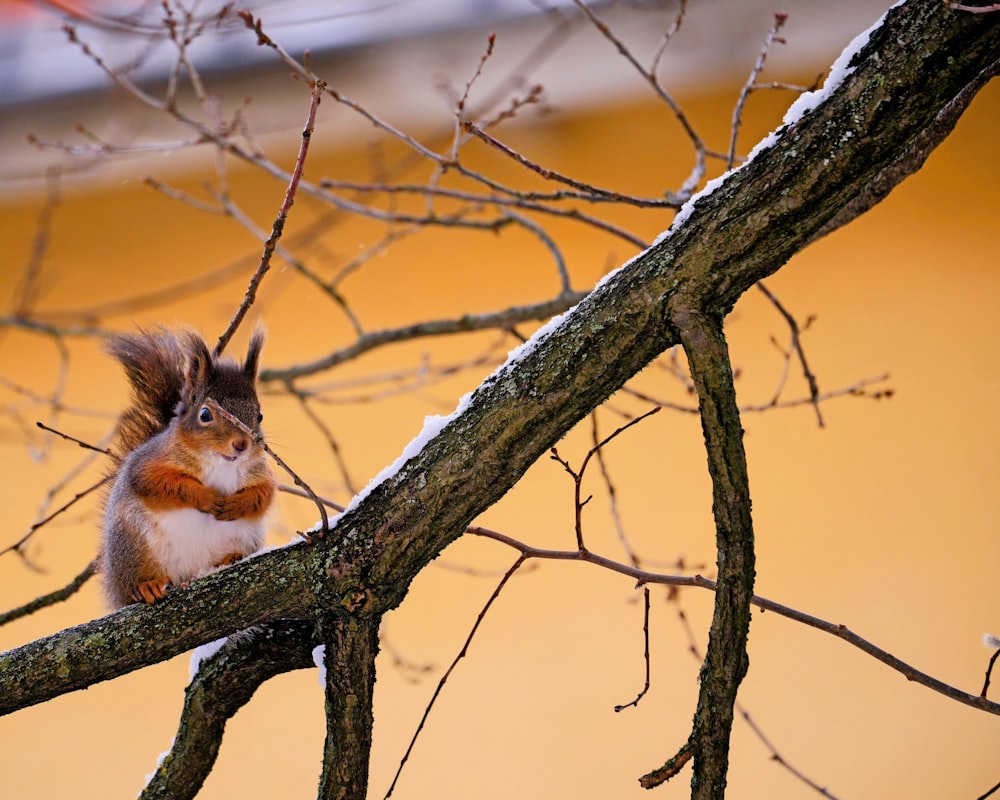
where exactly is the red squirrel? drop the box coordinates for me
[100,326,276,608]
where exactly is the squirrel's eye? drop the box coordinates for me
[198,406,214,424]
[257,411,264,424]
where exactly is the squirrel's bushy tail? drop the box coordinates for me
[106,328,191,456]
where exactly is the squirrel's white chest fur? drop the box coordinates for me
[150,510,263,583]
[147,454,265,584]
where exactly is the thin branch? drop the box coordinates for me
[981,637,1000,698]
[728,13,789,170]
[639,743,694,790]
[214,78,326,357]
[0,476,111,559]
[463,122,679,209]
[756,281,824,426]
[443,32,497,167]
[614,586,652,711]
[0,560,97,627]
[284,341,506,406]
[738,707,840,799]
[290,391,359,497]
[466,526,1000,718]
[570,0,707,199]
[236,13,652,247]
[259,292,587,383]
[201,400,330,534]
[502,209,573,294]
[551,406,661,550]
[649,0,689,76]
[10,167,61,317]
[383,555,529,800]
[589,410,642,567]
[35,421,113,457]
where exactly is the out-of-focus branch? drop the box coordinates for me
[214,78,326,357]
[259,293,586,383]
[0,561,97,627]
[570,0,708,199]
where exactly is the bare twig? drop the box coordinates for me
[259,293,587,383]
[443,32,497,167]
[463,122,679,209]
[0,476,111,559]
[981,636,1000,698]
[589,411,642,566]
[0,560,97,627]
[290,391,359,498]
[755,281,825,426]
[614,587,652,712]
[738,706,840,798]
[204,400,331,534]
[384,555,529,800]
[214,78,326,357]
[465,527,1000,718]
[640,743,693,789]
[10,167,61,318]
[728,12,789,170]
[570,0,707,199]
[551,406,662,550]
[35,421,113,457]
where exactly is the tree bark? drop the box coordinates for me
[1,1,997,796]
[318,616,380,800]
[672,309,755,799]
[141,622,318,800]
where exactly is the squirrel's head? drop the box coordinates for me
[178,328,266,459]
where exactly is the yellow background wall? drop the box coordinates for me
[0,35,998,800]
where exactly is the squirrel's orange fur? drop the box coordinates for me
[100,327,275,608]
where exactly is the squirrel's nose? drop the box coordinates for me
[232,435,249,453]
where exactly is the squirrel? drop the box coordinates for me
[100,326,276,609]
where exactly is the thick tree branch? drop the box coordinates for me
[670,308,755,798]
[141,621,318,800]
[0,545,318,715]
[318,615,380,800]
[2,0,997,729]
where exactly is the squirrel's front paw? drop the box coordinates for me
[214,552,245,568]
[131,578,171,605]
[213,495,243,521]
[195,488,225,516]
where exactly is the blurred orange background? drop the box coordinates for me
[1,2,999,798]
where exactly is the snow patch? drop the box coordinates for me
[313,644,327,687]
[657,2,901,244]
[189,637,227,678]
[142,740,176,790]
[782,1,902,126]
[345,406,466,512]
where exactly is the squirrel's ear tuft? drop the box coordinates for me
[243,324,265,380]
[182,333,213,408]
